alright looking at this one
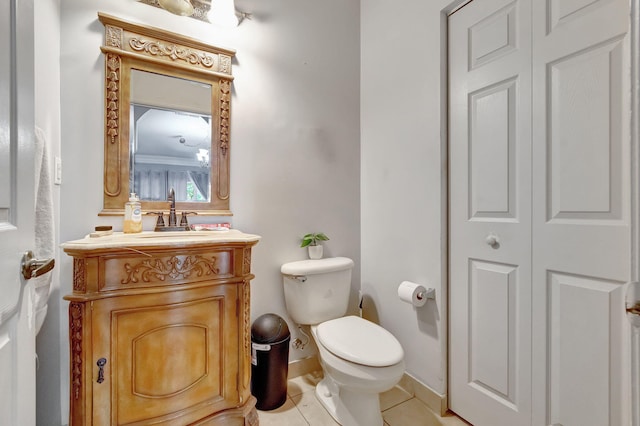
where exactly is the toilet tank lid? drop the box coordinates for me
[316,316,404,367]
[281,257,354,275]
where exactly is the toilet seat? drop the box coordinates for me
[316,316,404,367]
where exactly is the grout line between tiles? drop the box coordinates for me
[289,394,312,426]
[381,396,417,413]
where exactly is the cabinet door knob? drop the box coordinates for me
[97,358,107,384]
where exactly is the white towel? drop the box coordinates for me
[33,126,55,334]
[34,126,55,259]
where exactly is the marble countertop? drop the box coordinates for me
[61,229,261,251]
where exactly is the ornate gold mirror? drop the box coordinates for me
[98,13,234,215]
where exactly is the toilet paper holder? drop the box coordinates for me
[398,281,436,307]
[418,287,436,301]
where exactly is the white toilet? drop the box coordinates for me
[281,257,405,426]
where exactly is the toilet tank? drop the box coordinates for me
[281,257,354,325]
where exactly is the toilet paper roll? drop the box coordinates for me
[398,281,427,307]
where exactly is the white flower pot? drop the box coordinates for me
[308,245,323,259]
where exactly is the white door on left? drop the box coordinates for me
[0,0,38,424]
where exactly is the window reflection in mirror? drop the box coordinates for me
[129,69,212,202]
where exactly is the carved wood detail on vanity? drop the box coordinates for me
[69,302,84,401]
[242,279,252,391]
[73,258,85,292]
[243,246,252,275]
[63,231,260,425]
[104,249,234,290]
[120,254,222,284]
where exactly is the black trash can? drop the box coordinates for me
[251,313,290,410]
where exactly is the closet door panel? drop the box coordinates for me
[449,1,532,424]
[547,272,627,426]
[532,0,631,425]
[547,38,625,222]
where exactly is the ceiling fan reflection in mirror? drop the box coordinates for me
[172,135,205,148]
[172,135,210,168]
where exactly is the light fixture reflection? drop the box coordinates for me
[158,0,194,16]
[196,149,210,168]
[207,0,239,27]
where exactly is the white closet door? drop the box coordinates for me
[531,0,631,425]
[450,0,632,425]
[449,0,532,424]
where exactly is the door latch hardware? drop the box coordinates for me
[21,250,55,280]
[626,302,640,316]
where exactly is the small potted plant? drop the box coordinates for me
[301,232,329,259]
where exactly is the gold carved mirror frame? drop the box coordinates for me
[98,13,235,215]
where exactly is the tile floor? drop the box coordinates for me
[257,371,470,426]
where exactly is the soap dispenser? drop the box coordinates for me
[123,193,142,233]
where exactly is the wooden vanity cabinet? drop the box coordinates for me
[63,234,259,425]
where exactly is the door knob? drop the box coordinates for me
[21,250,55,280]
[485,233,500,247]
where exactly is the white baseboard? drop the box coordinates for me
[287,356,321,380]
[396,372,447,416]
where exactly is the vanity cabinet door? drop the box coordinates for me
[90,284,240,425]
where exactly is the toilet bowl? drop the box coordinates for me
[281,258,405,426]
[311,317,405,426]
